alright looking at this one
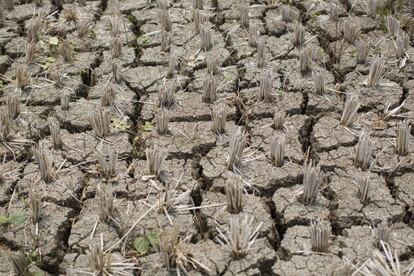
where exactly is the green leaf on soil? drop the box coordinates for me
[137,34,150,45]
[9,211,28,225]
[0,215,10,225]
[147,231,159,247]
[134,236,151,255]
[141,121,154,132]
[49,37,59,46]
[32,272,44,276]
[111,117,130,131]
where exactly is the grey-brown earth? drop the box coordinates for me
[1,0,414,275]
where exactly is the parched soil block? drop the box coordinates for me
[341,71,403,111]
[123,65,176,93]
[137,120,238,159]
[272,184,330,227]
[330,169,405,229]
[218,18,265,60]
[88,81,137,117]
[132,158,198,194]
[240,87,304,117]
[374,137,414,175]
[140,237,276,276]
[192,65,239,95]
[0,249,46,275]
[338,223,414,264]
[97,46,136,75]
[2,77,83,106]
[54,99,133,134]
[279,225,341,257]
[249,115,307,163]
[200,190,278,244]
[83,160,133,198]
[17,155,84,207]
[92,13,136,50]
[140,90,236,122]
[312,114,358,152]
[0,161,22,205]
[0,200,73,269]
[272,253,342,275]
[318,145,355,171]
[200,145,303,195]
[277,58,334,94]
[394,173,414,211]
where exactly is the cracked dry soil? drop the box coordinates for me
[1,0,414,275]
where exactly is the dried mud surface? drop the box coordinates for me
[0,0,414,275]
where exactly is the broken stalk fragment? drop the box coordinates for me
[5,96,20,119]
[111,36,123,59]
[160,29,172,52]
[395,32,409,58]
[101,84,116,107]
[365,58,385,88]
[49,120,62,150]
[60,39,74,62]
[340,93,360,127]
[200,24,212,51]
[146,145,167,177]
[292,23,305,49]
[193,0,203,9]
[16,66,31,90]
[156,110,169,135]
[273,110,286,130]
[367,0,377,18]
[202,74,218,103]
[396,120,411,156]
[313,71,325,94]
[34,146,54,182]
[212,103,227,134]
[25,41,36,64]
[328,4,339,21]
[207,57,219,75]
[97,150,118,179]
[302,160,322,204]
[0,110,11,142]
[90,108,111,138]
[309,220,331,253]
[356,173,370,205]
[281,5,297,22]
[158,84,176,108]
[355,133,373,170]
[374,220,393,248]
[225,176,242,214]
[227,127,247,171]
[61,92,70,111]
[343,24,360,44]
[159,9,172,32]
[258,70,272,101]
[355,40,370,64]
[248,25,257,48]
[29,190,41,233]
[270,135,285,167]
[240,5,249,29]
[192,9,206,32]
[8,253,30,275]
[257,37,265,68]
[385,15,400,37]
[299,49,312,76]
[97,185,114,223]
[167,54,176,78]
